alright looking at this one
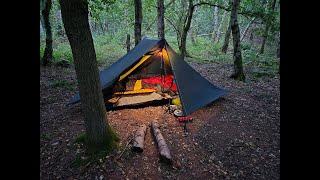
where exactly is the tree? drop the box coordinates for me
[134,0,142,45]
[212,6,219,41]
[259,0,276,54]
[221,0,232,53]
[221,23,231,53]
[179,0,195,57]
[41,0,53,66]
[59,0,117,150]
[215,8,228,42]
[229,0,245,81]
[240,17,256,42]
[157,0,165,39]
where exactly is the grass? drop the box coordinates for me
[41,33,279,78]
[50,79,76,91]
[40,134,52,141]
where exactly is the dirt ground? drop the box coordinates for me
[40,61,280,179]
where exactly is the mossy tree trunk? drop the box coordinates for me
[179,0,195,58]
[59,0,117,150]
[221,22,231,54]
[230,0,245,81]
[134,0,142,45]
[157,0,165,39]
[41,0,53,66]
[259,0,276,54]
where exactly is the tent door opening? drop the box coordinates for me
[106,48,180,107]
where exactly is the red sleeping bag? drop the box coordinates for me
[142,75,177,92]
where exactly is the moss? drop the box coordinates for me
[72,127,119,168]
[74,125,119,154]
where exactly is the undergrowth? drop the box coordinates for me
[41,34,279,78]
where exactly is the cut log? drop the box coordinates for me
[151,120,172,163]
[132,124,147,152]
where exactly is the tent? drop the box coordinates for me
[68,37,227,116]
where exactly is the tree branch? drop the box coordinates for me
[193,2,265,20]
[164,16,181,39]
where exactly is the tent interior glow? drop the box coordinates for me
[68,38,227,116]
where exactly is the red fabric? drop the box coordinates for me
[142,75,177,92]
[177,116,193,122]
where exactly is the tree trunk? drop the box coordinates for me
[190,27,196,45]
[221,22,231,53]
[59,0,117,150]
[259,0,277,54]
[126,34,131,53]
[216,10,227,43]
[179,0,195,58]
[212,6,219,41]
[277,36,280,58]
[134,0,142,46]
[230,0,245,81]
[41,0,53,66]
[240,17,255,42]
[157,0,165,39]
[151,120,172,163]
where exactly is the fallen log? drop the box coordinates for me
[132,124,147,152]
[151,120,172,163]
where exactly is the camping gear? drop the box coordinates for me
[173,109,183,117]
[177,116,193,123]
[177,116,193,136]
[67,37,227,116]
[142,75,177,92]
[108,92,171,107]
[172,97,181,106]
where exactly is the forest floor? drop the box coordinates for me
[40,60,280,180]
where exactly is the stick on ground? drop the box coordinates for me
[151,120,172,163]
[132,124,147,152]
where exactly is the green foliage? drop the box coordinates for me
[40,133,52,141]
[40,0,279,78]
[50,79,75,91]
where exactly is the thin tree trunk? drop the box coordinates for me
[179,0,195,57]
[216,10,227,42]
[212,6,219,41]
[230,0,245,81]
[190,27,196,45]
[41,0,53,66]
[277,36,280,58]
[221,22,231,53]
[59,0,117,150]
[134,0,142,46]
[157,0,165,39]
[260,0,276,54]
[240,17,255,42]
[126,34,131,53]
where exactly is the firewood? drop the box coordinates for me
[132,124,147,152]
[151,120,172,163]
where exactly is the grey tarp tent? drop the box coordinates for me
[68,37,227,116]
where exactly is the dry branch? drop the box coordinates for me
[151,120,172,163]
[132,124,147,152]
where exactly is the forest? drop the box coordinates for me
[40,0,280,179]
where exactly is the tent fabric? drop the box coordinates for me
[165,44,227,115]
[68,38,162,104]
[68,37,227,116]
